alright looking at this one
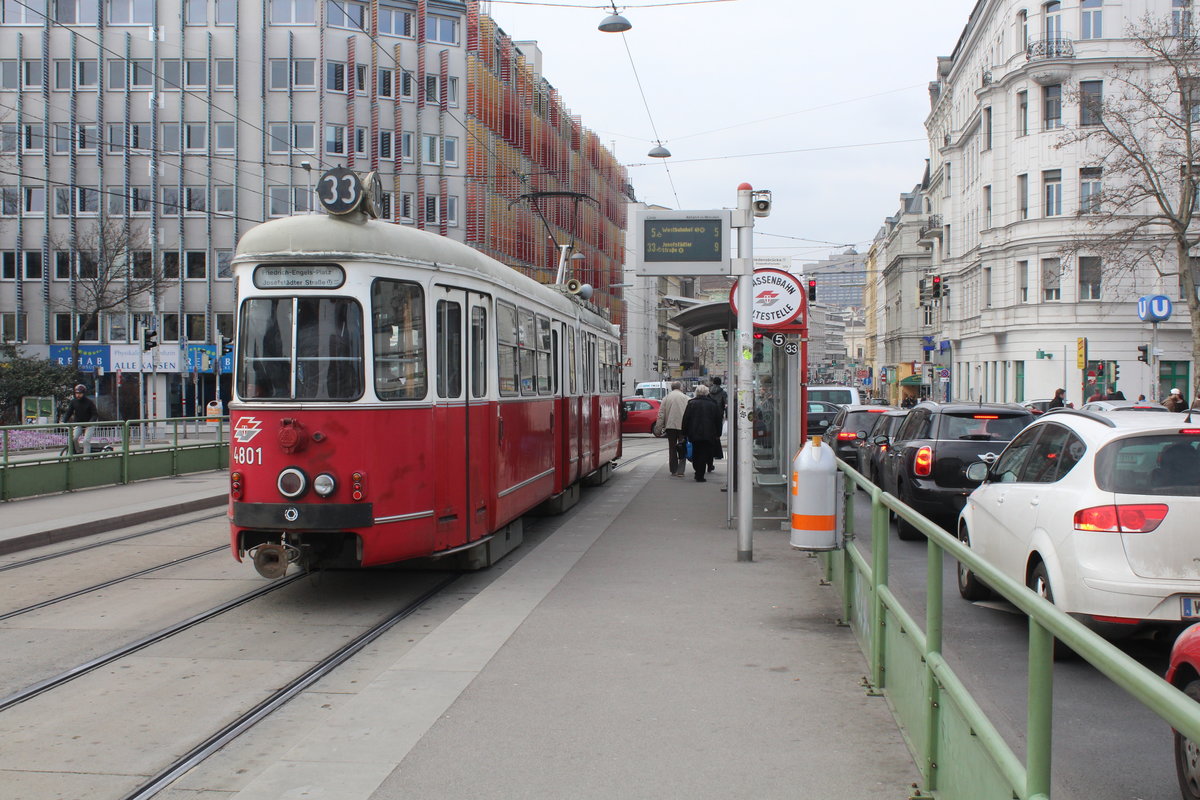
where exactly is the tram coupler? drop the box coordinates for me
[249,541,300,579]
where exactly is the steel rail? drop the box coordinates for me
[121,572,462,800]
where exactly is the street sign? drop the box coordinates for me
[729,268,807,330]
[1137,295,1173,322]
[1077,337,1087,369]
[771,333,786,346]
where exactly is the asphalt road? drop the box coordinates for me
[848,489,1179,800]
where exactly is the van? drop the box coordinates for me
[633,381,672,400]
[807,385,861,407]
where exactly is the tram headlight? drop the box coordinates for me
[277,467,308,499]
[313,473,337,497]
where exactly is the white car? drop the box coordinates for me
[957,408,1200,637]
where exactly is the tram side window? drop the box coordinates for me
[372,279,426,400]
[584,333,596,393]
[496,301,518,396]
[239,297,293,399]
[536,314,552,394]
[471,305,487,399]
[295,298,363,400]
[436,299,462,398]
[518,308,537,396]
[568,327,577,395]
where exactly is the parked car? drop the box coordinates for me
[1168,623,1200,799]
[822,405,891,470]
[856,409,909,486]
[808,385,862,407]
[958,409,1200,641]
[622,397,663,436]
[877,401,1034,540]
[1022,399,1054,416]
[1080,399,1169,412]
[806,400,842,437]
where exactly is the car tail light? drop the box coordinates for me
[837,432,858,440]
[1073,504,1168,533]
[230,471,243,500]
[914,446,933,476]
[1091,615,1140,625]
[1179,429,1200,435]
[351,471,366,501]
[972,414,999,419]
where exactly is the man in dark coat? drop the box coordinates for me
[61,383,99,454]
[709,376,728,417]
[681,384,723,482]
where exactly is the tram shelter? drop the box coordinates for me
[670,299,807,527]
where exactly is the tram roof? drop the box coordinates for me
[234,213,612,330]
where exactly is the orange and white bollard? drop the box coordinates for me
[790,436,841,550]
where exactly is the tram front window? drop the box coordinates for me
[237,297,364,400]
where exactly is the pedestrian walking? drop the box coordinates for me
[1165,388,1186,412]
[654,381,690,477]
[1048,388,1066,409]
[709,376,728,418]
[681,384,723,482]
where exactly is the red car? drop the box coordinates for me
[622,397,663,436]
[1168,623,1200,798]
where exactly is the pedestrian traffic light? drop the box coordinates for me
[220,335,234,357]
[932,275,943,298]
[1137,344,1149,362]
[807,279,817,302]
[140,327,158,351]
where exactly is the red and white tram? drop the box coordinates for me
[228,191,621,578]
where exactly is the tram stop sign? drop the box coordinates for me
[729,268,808,332]
[1137,295,1173,322]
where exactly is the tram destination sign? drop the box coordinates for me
[632,208,732,276]
[254,264,346,289]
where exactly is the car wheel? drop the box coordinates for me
[1027,561,1074,660]
[957,526,991,601]
[1175,680,1200,800]
[894,483,922,541]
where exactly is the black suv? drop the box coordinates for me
[876,401,1034,539]
[822,405,892,470]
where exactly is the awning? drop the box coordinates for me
[899,375,923,386]
[669,301,735,336]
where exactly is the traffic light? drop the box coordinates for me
[220,335,234,357]
[140,327,158,352]
[1137,344,1149,363]
[932,275,943,298]
[807,279,817,303]
[753,332,763,363]
[1112,362,1120,383]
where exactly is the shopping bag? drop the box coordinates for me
[685,440,693,460]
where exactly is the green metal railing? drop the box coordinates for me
[823,460,1200,800]
[0,416,228,500]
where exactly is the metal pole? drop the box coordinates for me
[1152,321,1160,401]
[735,184,755,562]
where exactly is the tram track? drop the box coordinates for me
[121,572,461,800]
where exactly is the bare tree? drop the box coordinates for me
[1058,14,1200,393]
[49,217,163,369]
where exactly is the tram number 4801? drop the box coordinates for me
[233,446,264,465]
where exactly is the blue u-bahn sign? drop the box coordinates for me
[1137,295,1173,322]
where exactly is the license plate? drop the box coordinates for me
[1183,597,1200,619]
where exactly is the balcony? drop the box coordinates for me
[1026,37,1074,85]
[1026,37,1074,60]
[917,215,943,244]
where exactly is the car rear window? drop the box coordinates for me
[844,409,885,433]
[938,413,1029,441]
[1095,435,1200,495]
[811,389,853,405]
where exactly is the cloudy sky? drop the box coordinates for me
[482,0,975,266]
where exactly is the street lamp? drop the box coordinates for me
[647,142,671,158]
[598,2,631,32]
[300,161,315,212]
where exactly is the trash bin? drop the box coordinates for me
[790,436,841,551]
[206,400,223,423]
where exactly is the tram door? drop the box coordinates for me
[432,287,491,550]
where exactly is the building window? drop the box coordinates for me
[23,186,44,214]
[378,68,394,98]
[185,251,207,280]
[270,0,315,24]
[162,122,181,152]
[185,312,206,341]
[1018,173,1029,219]
[1080,166,1102,213]
[3,0,42,23]
[216,251,233,279]
[131,251,152,278]
[162,254,179,281]
[161,186,181,216]
[983,106,992,150]
[427,14,458,44]
[1080,80,1103,126]
[55,59,98,89]
[401,192,414,222]
[185,0,205,24]
[184,186,206,214]
[0,61,18,90]
[445,196,458,226]
[24,250,42,280]
[183,122,206,151]
[1017,9,1029,51]
[216,0,236,24]
[109,0,153,25]
[425,74,439,103]
[378,6,412,36]
[214,122,236,152]
[56,0,99,23]
[1043,169,1062,216]
[355,64,367,94]
[22,60,40,88]
[401,131,413,161]
[327,62,346,92]
[425,195,440,224]
[354,127,367,156]
[401,70,414,99]
[269,186,291,217]
[130,185,152,213]
[1,312,27,342]
[443,136,458,166]
[1044,1,1062,38]
[380,130,393,160]
[983,185,992,228]
[215,59,235,88]
[328,0,366,29]
[270,59,315,89]
[1042,257,1061,301]
[325,124,346,155]
[1018,260,1029,302]
[184,59,207,88]
[1,250,15,278]
[1078,256,1102,300]
[1043,84,1062,129]
[1081,0,1102,39]
[215,186,234,214]
[422,134,440,165]
[1175,0,1193,37]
